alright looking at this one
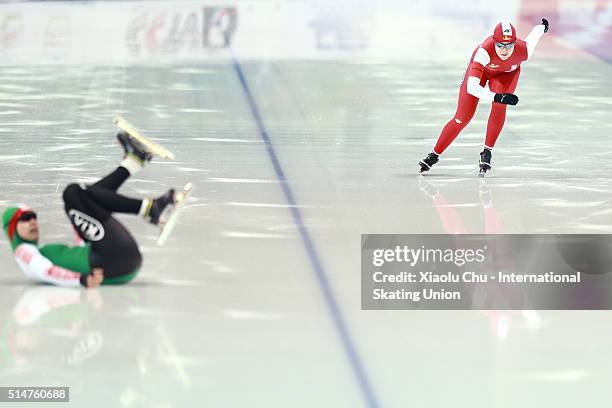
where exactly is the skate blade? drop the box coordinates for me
[157,183,193,246]
[114,116,176,160]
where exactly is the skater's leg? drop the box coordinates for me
[63,183,112,230]
[433,79,482,155]
[87,150,152,215]
[484,104,507,149]
[90,217,142,282]
[92,148,146,191]
[93,130,155,192]
[485,69,521,149]
[84,185,144,215]
[92,167,130,191]
[63,183,147,236]
[62,184,142,281]
[84,185,175,225]
[419,72,486,172]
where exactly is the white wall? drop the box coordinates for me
[0,0,608,64]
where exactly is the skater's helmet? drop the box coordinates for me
[2,204,37,250]
[493,21,517,43]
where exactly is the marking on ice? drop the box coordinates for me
[179,108,222,113]
[233,57,380,408]
[224,202,324,208]
[46,143,91,152]
[221,231,291,239]
[208,177,278,184]
[193,137,257,143]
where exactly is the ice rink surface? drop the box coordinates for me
[1,1,612,407]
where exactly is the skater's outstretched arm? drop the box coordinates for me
[525,19,548,60]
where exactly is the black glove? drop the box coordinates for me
[494,93,519,105]
[542,18,549,33]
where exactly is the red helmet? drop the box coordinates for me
[493,22,516,43]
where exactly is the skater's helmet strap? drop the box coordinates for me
[2,205,37,250]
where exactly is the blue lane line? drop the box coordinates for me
[232,59,380,408]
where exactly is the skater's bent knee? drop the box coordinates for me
[451,116,471,128]
[453,107,476,123]
[62,183,84,203]
[491,103,508,112]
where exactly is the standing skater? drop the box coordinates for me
[419,19,549,176]
[2,131,177,287]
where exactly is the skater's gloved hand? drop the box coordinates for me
[494,93,519,106]
[81,268,104,288]
[542,18,549,33]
